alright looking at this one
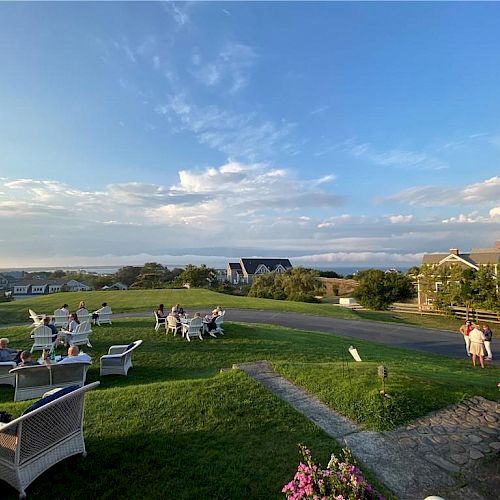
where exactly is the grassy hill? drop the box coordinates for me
[0,288,463,331]
[2,318,497,498]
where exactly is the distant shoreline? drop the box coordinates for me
[0,264,410,276]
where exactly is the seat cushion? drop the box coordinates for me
[22,385,80,415]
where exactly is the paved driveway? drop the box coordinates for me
[118,308,500,363]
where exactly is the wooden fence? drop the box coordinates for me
[390,303,500,324]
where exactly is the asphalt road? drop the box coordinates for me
[118,308,498,363]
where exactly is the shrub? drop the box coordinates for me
[282,445,383,500]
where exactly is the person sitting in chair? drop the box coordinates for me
[156,304,168,323]
[43,316,59,340]
[0,338,21,363]
[58,346,91,364]
[18,350,38,367]
[92,302,109,325]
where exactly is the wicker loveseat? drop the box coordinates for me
[10,362,91,402]
[0,381,99,498]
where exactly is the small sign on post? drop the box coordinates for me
[348,346,362,362]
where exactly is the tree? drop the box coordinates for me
[177,264,217,288]
[114,266,142,286]
[51,270,66,278]
[248,268,322,302]
[281,267,324,302]
[248,273,286,300]
[319,270,343,278]
[471,265,499,311]
[353,269,415,310]
[130,262,168,289]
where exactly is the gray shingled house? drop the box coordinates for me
[226,258,292,284]
[418,241,500,305]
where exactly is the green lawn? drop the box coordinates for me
[0,288,464,332]
[1,318,497,498]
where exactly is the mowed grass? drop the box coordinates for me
[1,318,498,498]
[0,288,464,332]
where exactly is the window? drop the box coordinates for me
[435,282,443,293]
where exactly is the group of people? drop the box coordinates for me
[0,337,90,368]
[460,320,493,368]
[155,303,224,336]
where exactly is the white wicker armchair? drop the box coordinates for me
[0,362,17,386]
[100,340,142,376]
[0,381,99,499]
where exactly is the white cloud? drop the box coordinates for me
[191,42,257,93]
[388,214,414,224]
[490,207,500,218]
[159,92,296,160]
[385,176,500,207]
[319,138,447,171]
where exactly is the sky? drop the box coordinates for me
[0,1,499,269]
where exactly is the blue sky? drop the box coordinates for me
[0,1,499,268]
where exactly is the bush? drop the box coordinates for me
[282,445,383,499]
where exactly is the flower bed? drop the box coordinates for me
[282,445,384,500]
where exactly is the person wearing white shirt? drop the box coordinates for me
[468,325,485,368]
[58,346,91,364]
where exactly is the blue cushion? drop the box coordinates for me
[22,385,80,415]
[125,342,135,352]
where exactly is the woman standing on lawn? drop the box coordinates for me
[459,320,472,357]
[482,324,493,361]
[468,324,485,368]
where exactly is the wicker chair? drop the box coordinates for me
[100,340,142,376]
[0,362,17,386]
[0,381,99,499]
[10,362,91,402]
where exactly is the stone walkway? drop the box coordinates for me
[235,361,499,500]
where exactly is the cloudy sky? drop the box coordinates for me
[1,2,499,269]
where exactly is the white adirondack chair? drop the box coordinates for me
[94,306,112,325]
[214,314,225,335]
[28,309,43,326]
[76,308,90,323]
[52,309,68,328]
[182,317,203,342]
[0,362,16,386]
[61,321,92,348]
[0,381,99,499]
[30,325,56,354]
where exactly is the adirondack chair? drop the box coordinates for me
[93,306,112,325]
[52,309,68,328]
[61,321,92,348]
[182,317,203,342]
[214,314,225,335]
[28,309,43,327]
[0,382,99,498]
[30,325,56,354]
[76,308,90,324]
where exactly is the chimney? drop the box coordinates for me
[449,248,459,256]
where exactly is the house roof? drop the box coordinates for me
[240,258,292,275]
[228,262,242,270]
[422,246,500,267]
